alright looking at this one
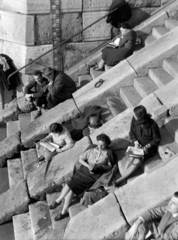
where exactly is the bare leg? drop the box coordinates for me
[55,184,71,204]
[95,59,105,70]
[61,190,74,214]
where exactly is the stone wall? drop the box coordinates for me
[51,0,170,70]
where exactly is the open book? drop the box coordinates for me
[126,146,144,157]
[40,141,59,152]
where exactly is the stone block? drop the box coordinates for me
[61,0,82,12]
[18,113,31,134]
[64,41,105,69]
[7,158,24,188]
[127,0,161,7]
[21,99,79,148]
[0,132,21,167]
[35,14,52,45]
[64,193,128,240]
[164,115,178,144]
[6,121,19,137]
[0,100,19,122]
[154,78,178,116]
[61,13,82,42]
[115,155,178,224]
[21,149,38,179]
[167,0,178,20]
[0,168,9,195]
[83,0,112,12]
[69,203,87,218]
[0,0,50,14]
[0,180,29,225]
[27,137,91,200]
[83,11,111,41]
[17,96,34,113]
[0,10,34,45]
[0,222,15,240]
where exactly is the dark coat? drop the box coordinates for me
[24,78,48,98]
[47,70,76,108]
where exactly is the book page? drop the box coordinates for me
[113,37,120,46]
[126,146,144,156]
[40,141,57,152]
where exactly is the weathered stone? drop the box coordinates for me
[21,99,79,148]
[128,26,178,76]
[162,0,171,7]
[64,41,105,69]
[0,180,29,225]
[21,149,38,179]
[165,115,178,144]
[6,121,19,137]
[83,11,111,41]
[83,0,112,12]
[27,137,90,200]
[120,86,142,109]
[61,0,82,12]
[0,10,34,45]
[64,193,128,240]
[0,100,19,122]
[61,13,82,42]
[128,0,161,7]
[69,202,87,218]
[0,132,21,167]
[0,0,50,14]
[0,168,9,195]
[73,60,136,109]
[17,96,34,113]
[7,159,24,188]
[0,122,6,141]
[115,155,178,224]
[18,113,31,134]
[154,78,178,116]
[16,73,33,98]
[167,0,178,20]
[13,213,34,240]
[35,14,52,45]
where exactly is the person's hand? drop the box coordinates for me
[125,224,138,240]
[25,94,33,101]
[56,149,61,153]
[134,141,142,148]
[143,144,150,154]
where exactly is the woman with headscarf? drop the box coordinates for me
[114,105,161,187]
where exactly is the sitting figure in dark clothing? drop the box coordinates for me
[126,191,178,240]
[95,23,137,70]
[48,134,114,221]
[24,70,48,116]
[114,105,161,187]
[43,67,76,109]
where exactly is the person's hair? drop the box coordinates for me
[134,105,147,121]
[50,123,63,134]
[174,192,178,198]
[96,133,111,147]
[34,70,42,77]
[120,23,131,30]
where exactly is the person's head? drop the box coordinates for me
[34,70,43,83]
[120,23,131,35]
[134,105,148,124]
[50,123,63,134]
[43,67,55,82]
[96,134,111,150]
[168,192,178,214]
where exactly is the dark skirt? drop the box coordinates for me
[67,165,104,195]
[102,46,133,66]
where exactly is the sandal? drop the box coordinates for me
[54,212,69,221]
[49,200,62,210]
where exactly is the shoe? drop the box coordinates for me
[54,212,69,221]
[38,156,45,162]
[93,66,104,71]
[49,200,62,210]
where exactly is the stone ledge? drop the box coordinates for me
[61,0,82,13]
[0,100,20,122]
[83,0,112,12]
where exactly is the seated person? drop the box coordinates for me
[43,67,76,109]
[114,105,161,187]
[95,23,137,70]
[48,134,113,221]
[24,70,48,116]
[126,191,178,240]
[37,123,74,164]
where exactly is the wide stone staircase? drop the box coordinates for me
[1,1,178,239]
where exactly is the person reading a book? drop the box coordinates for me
[114,105,161,187]
[37,123,74,163]
[125,191,178,240]
[94,23,137,71]
[48,134,114,221]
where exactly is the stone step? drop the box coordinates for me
[21,149,38,180]
[46,192,69,239]
[90,67,104,80]
[142,153,162,173]
[0,222,15,240]
[134,76,158,98]
[106,95,127,117]
[120,86,142,109]
[31,110,41,122]
[18,113,31,133]
[7,158,24,188]
[69,202,87,219]
[13,212,34,240]
[152,26,169,39]
[100,104,113,123]
[163,58,178,78]
[148,67,173,88]
[140,34,156,47]
[6,120,19,137]
[0,168,9,195]
[164,115,178,144]
[78,74,92,88]
[0,122,7,142]
[165,18,178,31]
[158,126,178,161]
[105,65,113,71]
[29,201,52,240]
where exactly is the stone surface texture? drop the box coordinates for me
[83,0,112,12]
[21,149,38,179]
[35,14,52,45]
[64,193,128,240]
[0,180,29,225]
[0,168,9,195]
[6,121,19,137]
[7,158,24,188]
[61,0,82,12]
[0,100,19,122]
